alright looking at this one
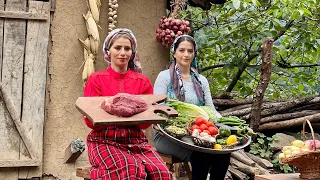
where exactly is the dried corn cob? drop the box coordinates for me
[79,38,91,51]
[82,53,95,86]
[89,35,99,55]
[83,11,99,41]
[88,0,100,22]
[96,0,101,10]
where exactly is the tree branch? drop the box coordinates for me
[199,63,226,73]
[225,20,294,92]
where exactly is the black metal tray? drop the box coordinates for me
[157,124,252,154]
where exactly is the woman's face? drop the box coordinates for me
[109,37,133,69]
[173,40,195,68]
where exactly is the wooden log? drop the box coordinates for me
[231,151,256,167]
[63,143,83,163]
[222,102,281,117]
[63,139,85,163]
[250,39,273,131]
[260,110,320,124]
[219,104,252,114]
[288,103,320,112]
[260,96,315,117]
[244,152,273,169]
[213,98,254,107]
[76,166,91,179]
[230,157,260,175]
[225,169,233,180]
[228,165,250,180]
[258,113,320,131]
[256,163,271,175]
[241,96,316,120]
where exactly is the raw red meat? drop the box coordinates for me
[100,93,148,117]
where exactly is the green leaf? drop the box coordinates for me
[252,0,261,7]
[258,133,266,138]
[265,151,273,158]
[300,7,312,17]
[290,10,299,20]
[298,84,304,93]
[232,0,241,9]
[272,135,280,141]
[257,138,265,144]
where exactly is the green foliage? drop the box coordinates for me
[272,158,295,173]
[178,0,320,98]
[249,133,294,173]
[249,133,279,159]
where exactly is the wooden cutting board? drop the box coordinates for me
[75,94,178,126]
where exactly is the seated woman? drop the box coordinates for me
[153,35,230,180]
[83,28,172,180]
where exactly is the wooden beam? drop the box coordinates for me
[63,142,84,163]
[0,10,48,20]
[255,173,301,180]
[0,160,40,167]
[0,84,36,159]
[76,166,91,179]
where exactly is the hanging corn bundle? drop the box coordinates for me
[88,0,101,22]
[79,0,102,86]
[108,0,118,33]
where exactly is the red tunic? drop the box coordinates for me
[84,67,172,180]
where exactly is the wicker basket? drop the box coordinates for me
[280,120,320,179]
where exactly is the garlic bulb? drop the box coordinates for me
[108,0,118,32]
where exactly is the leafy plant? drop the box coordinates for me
[272,158,295,173]
[249,133,279,159]
[249,132,294,173]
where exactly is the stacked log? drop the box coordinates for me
[225,150,273,180]
[214,95,320,131]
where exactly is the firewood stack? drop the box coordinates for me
[214,95,320,131]
[224,150,274,180]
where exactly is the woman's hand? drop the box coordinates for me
[153,124,165,136]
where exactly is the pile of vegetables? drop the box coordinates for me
[161,99,255,150]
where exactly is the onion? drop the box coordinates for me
[155,17,191,47]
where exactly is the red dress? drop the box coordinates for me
[84,67,172,180]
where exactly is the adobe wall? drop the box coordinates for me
[44,0,168,179]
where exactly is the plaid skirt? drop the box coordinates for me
[87,126,172,180]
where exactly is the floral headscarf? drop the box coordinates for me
[102,28,142,73]
[169,35,205,105]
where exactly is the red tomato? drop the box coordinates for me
[190,125,199,131]
[195,117,206,126]
[208,126,218,136]
[206,121,214,127]
[199,124,208,131]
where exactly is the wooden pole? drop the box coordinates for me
[250,39,274,131]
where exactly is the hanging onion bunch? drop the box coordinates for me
[156,16,190,47]
[108,0,118,32]
[156,0,190,47]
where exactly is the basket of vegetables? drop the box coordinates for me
[279,120,320,179]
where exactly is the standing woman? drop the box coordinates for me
[153,35,230,180]
[84,28,172,180]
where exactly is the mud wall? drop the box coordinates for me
[44,0,168,179]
